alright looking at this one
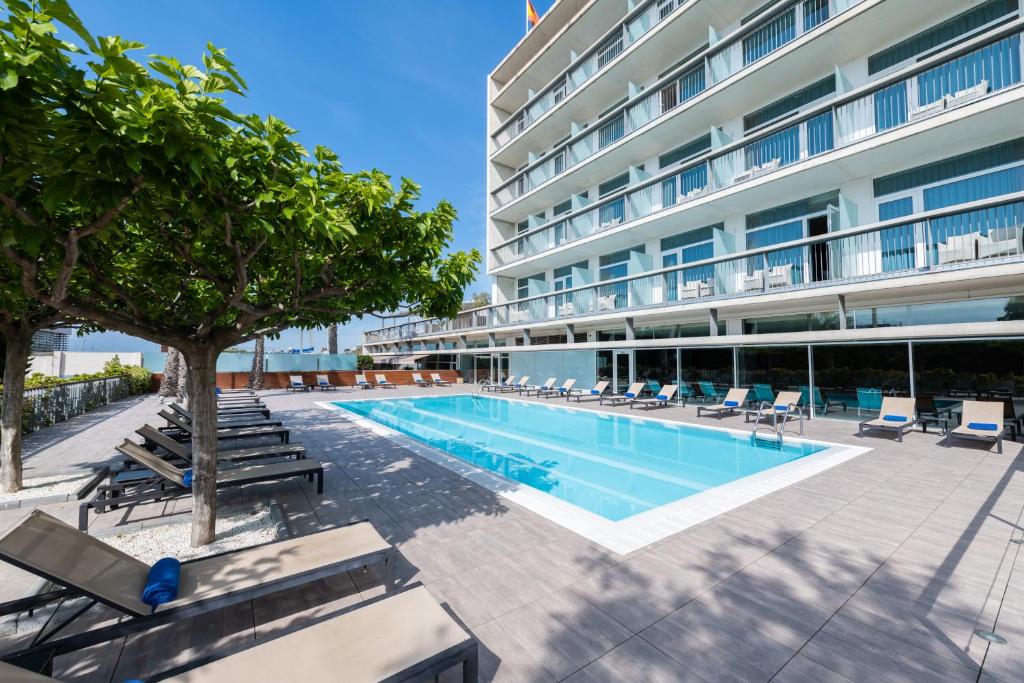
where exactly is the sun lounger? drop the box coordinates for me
[496,375,528,393]
[0,510,396,674]
[375,374,397,389]
[857,397,917,442]
[171,400,271,420]
[538,378,576,398]
[0,586,475,683]
[697,381,725,404]
[80,440,323,529]
[431,372,452,386]
[523,377,556,396]
[946,400,1005,453]
[216,388,254,395]
[168,403,282,430]
[158,410,290,444]
[315,375,336,391]
[482,375,515,392]
[355,374,373,389]
[745,390,803,434]
[411,372,433,387]
[697,388,750,418]
[288,375,312,393]
[602,382,646,406]
[136,425,306,466]
[567,380,609,402]
[631,385,678,410]
[751,384,774,404]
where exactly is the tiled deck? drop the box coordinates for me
[0,386,1022,681]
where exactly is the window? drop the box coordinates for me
[744,75,836,131]
[659,133,712,168]
[660,81,678,112]
[552,198,572,216]
[743,7,796,65]
[746,192,839,283]
[742,312,839,334]
[661,225,718,301]
[599,172,630,197]
[597,31,625,68]
[657,0,676,21]
[599,247,642,311]
[868,0,1019,75]
[802,0,829,31]
[848,296,1024,328]
[598,112,625,149]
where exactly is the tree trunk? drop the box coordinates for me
[0,334,31,493]
[249,336,265,390]
[176,350,188,402]
[158,348,180,400]
[183,346,219,547]
[327,324,338,355]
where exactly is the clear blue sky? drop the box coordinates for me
[64,0,556,353]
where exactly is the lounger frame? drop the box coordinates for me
[0,519,396,677]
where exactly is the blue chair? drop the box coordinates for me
[799,386,847,413]
[752,384,774,404]
[698,381,724,403]
[856,387,883,416]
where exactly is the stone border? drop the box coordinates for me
[0,467,109,511]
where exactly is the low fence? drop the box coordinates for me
[150,370,462,390]
[5,376,132,434]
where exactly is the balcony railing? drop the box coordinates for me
[492,0,686,151]
[491,0,869,208]
[363,192,1024,346]
[489,26,1024,267]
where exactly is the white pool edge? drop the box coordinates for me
[317,395,871,555]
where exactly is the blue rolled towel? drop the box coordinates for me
[724,400,738,407]
[590,389,600,395]
[882,414,907,422]
[215,387,222,395]
[774,405,789,412]
[656,394,668,401]
[625,392,636,399]
[967,422,999,431]
[182,468,193,488]
[142,557,181,612]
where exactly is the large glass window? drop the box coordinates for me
[661,225,718,301]
[743,7,796,65]
[680,348,733,398]
[913,340,1024,427]
[635,349,678,394]
[849,296,1024,328]
[737,346,808,405]
[813,344,910,420]
[742,312,839,334]
[598,247,641,310]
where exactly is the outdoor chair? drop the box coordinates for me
[946,400,1005,453]
[375,374,397,389]
[0,585,476,683]
[167,403,281,430]
[523,377,557,396]
[158,410,290,444]
[697,381,725,404]
[800,386,847,413]
[170,400,270,420]
[538,378,576,398]
[79,440,323,530]
[746,390,803,435]
[856,388,884,416]
[411,373,433,387]
[676,383,696,406]
[602,382,646,406]
[431,372,452,386]
[697,388,750,418]
[631,385,678,410]
[496,376,528,393]
[751,384,774,404]
[315,375,337,391]
[482,375,514,392]
[136,425,306,466]
[858,397,917,442]
[355,374,373,389]
[567,380,609,402]
[289,375,312,393]
[0,510,400,678]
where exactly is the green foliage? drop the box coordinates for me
[356,354,375,370]
[0,0,480,353]
[13,363,152,395]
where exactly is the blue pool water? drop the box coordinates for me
[333,395,827,521]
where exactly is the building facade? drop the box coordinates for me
[364,0,1024,423]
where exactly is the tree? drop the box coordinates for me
[327,324,338,355]
[356,354,375,370]
[249,335,264,389]
[157,348,180,401]
[0,1,479,545]
[470,291,491,308]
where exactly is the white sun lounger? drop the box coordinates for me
[858,397,917,442]
[697,388,750,418]
[946,400,1005,453]
[630,385,678,410]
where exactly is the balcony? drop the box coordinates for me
[491,0,873,210]
[489,26,1024,269]
[364,192,1024,345]
[492,0,691,152]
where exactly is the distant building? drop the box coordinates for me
[31,329,69,353]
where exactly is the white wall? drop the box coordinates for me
[28,351,144,377]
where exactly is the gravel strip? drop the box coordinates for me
[0,472,96,504]
[102,506,279,563]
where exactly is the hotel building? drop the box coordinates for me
[364,0,1024,423]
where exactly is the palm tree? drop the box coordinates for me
[327,324,338,354]
[249,335,265,389]
[158,348,180,402]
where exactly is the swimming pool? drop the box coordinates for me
[331,394,829,521]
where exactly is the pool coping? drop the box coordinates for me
[318,394,871,555]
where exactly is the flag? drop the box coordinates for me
[526,0,540,30]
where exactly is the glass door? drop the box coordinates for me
[613,350,633,393]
